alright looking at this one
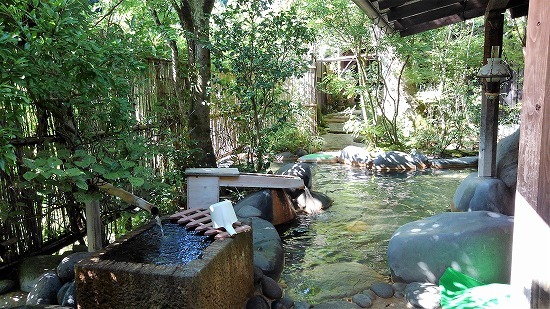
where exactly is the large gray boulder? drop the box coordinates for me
[496,129,519,193]
[452,173,514,215]
[372,151,422,171]
[251,217,284,280]
[235,189,273,222]
[339,146,372,167]
[26,271,62,305]
[18,255,65,292]
[388,211,513,285]
[57,252,92,283]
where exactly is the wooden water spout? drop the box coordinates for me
[85,178,160,252]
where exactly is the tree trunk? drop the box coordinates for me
[173,0,217,167]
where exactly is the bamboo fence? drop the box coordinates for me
[0,58,319,270]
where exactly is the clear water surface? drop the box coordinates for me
[278,163,472,302]
[102,222,213,266]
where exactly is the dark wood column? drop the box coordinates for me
[478,11,504,177]
[511,0,550,307]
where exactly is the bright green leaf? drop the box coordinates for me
[103,172,119,180]
[91,163,106,174]
[4,151,16,162]
[35,158,47,167]
[47,157,63,167]
[23,171,38,181]
[65,167,84,177]
[75,178,88,191]
[23,158,36,168]
[128,176,144,187]
[120,160,135,169]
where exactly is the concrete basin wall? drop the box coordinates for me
[75,222,254,308]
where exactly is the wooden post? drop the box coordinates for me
[511,0,550,307]
[85,199,103,252]
[315,60,327,114]
[478,11,504,177]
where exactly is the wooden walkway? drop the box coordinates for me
[169,208,250,239]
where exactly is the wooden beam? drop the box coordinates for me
[511,0,550,306]
[510,4,529,18]
[399,7,486,36]
[377,0,408,10]
[478,11,504,178]
[218,174,304,189]
[397,1,486,26]
[486,0,512,11]
[387,0,463,21]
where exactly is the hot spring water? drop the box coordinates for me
[101,222,213,266]
[278,164,472,302]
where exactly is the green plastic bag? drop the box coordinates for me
[439,268,513,309]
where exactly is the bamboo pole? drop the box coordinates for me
[92,178,159,216]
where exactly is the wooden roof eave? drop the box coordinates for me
[351,0,396,34]
[354,0,529,37]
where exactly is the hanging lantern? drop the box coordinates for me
[477,46,512,99]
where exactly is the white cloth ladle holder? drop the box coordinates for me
[209,200,238,236]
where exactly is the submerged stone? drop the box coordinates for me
[351,293,373,308]
[300,262,385,302]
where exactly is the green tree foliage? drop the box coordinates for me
[301,0,406,148]
[394,16,523,155]
[211,0,315,171]
[391,21,484,155]
[0,0,173,224]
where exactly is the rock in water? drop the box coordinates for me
[388,211,513,284]
[452,173,514,215]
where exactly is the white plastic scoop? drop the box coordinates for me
[209,200,238,236]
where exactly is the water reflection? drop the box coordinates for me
[278,164,472,302]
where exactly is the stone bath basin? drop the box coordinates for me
[75,220,253,308]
